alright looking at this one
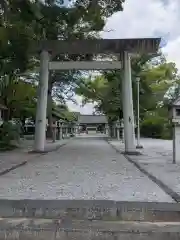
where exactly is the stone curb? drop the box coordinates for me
[1,199,180,220]
[0,161,28,177]
[0,140,71,177]
[107,140,180,203]
[28,141,69,154]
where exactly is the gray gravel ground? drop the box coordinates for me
[0,135,174,202]
[110,138,180,198]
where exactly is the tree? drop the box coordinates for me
[53,103,78,122]
[1,0,126,141]
[76,53,180,139]
[35,0,126,137]
[138,58,180,139]
[0,1,41,76]
[0,77,37,122]
[76,72,122,138]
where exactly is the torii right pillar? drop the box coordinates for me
[122,51,136,154]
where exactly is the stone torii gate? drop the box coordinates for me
[33,38,160,153]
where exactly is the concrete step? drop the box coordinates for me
[1,200,180,222]
[0,200,180,239]
[0,219,180,239]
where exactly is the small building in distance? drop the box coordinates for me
[78,114,108,132]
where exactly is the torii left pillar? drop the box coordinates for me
[34,50,50,152]
[122,52,136,154]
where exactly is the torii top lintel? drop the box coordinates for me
[32,38,161,55]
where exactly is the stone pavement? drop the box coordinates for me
[108,138,180,202]
[0,139,69,176]
[0,135,173,202]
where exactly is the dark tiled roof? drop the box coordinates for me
[173,97,180,106]
[78,115,108,124]
[72,112,81,116]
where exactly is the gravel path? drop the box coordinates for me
[110,138,180,201]
[0,135,174,202]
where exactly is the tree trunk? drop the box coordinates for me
[21,117,26,127]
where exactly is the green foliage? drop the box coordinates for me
[53,103,78,122]
[36,0,126,126]
[76,73,122,123]
[0,0,127,144]
[0,78,37,120]
[0,122,21,150]
[0,1,40,76]
[140,115,165,139]
[140,114,172,140]
[76,53,180,139]
[4,0,179,142]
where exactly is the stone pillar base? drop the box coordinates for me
[122,151,142,156]
[136,145,143,149]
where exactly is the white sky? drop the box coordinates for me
[67,0,180,114]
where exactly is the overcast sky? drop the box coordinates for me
[67,0,180,114]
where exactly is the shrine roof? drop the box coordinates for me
[78,115,108,124]
[173,97,180,107]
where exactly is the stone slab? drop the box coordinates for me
[0,219,180,240]
[0,200,180,222]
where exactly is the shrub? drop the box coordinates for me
[0,121,21,150]
[140,116,169,139]
[161,122,172,140]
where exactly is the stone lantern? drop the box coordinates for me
[105,124,109,135]
[171,97,180,163]
[112,122,117,138]
[70,121,75,137]
[52,120,57,142]
[63,123,69,138]
[75,123,79,135]
[57,119,64,140]
[116,120,121,140]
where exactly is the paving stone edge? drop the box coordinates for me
[0,139,71,177]
[106,139,180,203]
[29,141,69,154]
